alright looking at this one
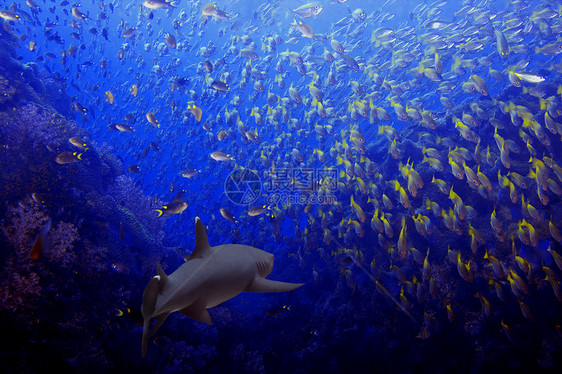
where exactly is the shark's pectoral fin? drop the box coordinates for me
[156,265,168,287]
[179,303,213,325]
[141,273,170,358]
[245,276,304,293]
[141,312,170,358]
[141,276,160,320]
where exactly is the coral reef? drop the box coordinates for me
[0,21,172,372]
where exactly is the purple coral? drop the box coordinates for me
[0,200,46,313]
[0,271,41,313]
[45,221,79,270]
[0,198,50,264]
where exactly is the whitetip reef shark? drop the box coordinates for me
[141,216,304,357]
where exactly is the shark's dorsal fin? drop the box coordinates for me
[191,216,212,259]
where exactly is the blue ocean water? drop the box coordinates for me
[1,0,562,372]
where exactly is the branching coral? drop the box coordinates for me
[108,175,167,248]
[0,74,16,104]
[117,205,160,251]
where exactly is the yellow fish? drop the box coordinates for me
[105,90,114,104]
[188,104,203,122]
[146,112,160,128]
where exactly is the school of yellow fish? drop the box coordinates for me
[6,0,562,344]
